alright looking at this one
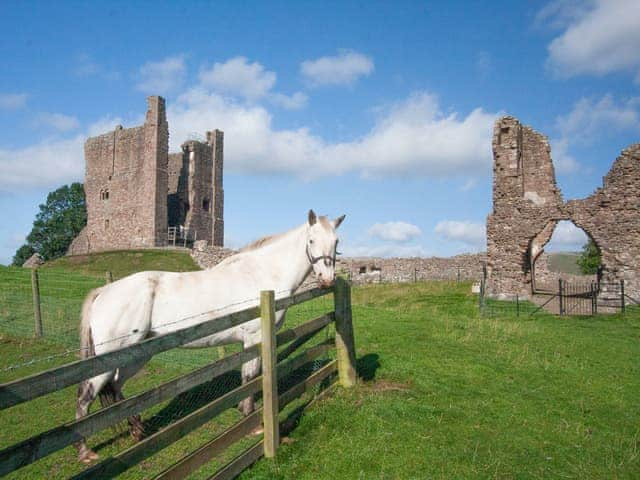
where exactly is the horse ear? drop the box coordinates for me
[308,209,317,226]
[334,214,345,229]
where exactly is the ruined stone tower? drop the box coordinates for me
[167,130,224,246]
[486,116,640,301]
[69,96,224,254]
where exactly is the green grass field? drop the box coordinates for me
[0,252,638,479]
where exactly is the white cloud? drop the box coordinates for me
[0,135,84,191]
[73,53,120,81]
[459,179,477,191]
[550,94,640,172]
[546,220,588,250]
[367,221,421,242]
[434,220,486,248]
[550,138,579,173]
[167,89,497,178]
[556,94,640,143]
[35,112,80,132]
[542,0,640,80]
[199,57,276,100]
[136,55,186,94]
[269,91,308,110]
[475,51,492,77]
[0,87,496,191]
[87,115,126,137]
[0,116,131,192]
[301,50,374,87]
[0,93,28,110]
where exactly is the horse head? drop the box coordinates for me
[306,209,345,288]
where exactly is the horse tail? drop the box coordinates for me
[79,287,121,408]
[79,288,101,360]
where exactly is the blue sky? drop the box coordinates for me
[1,0,639,265]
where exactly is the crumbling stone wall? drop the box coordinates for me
[167,131,224,245]
[190,241,236,269]
[69,96,224,254]
[486,116,639,301]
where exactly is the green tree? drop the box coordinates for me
[577,239,601,275]
[12,183,87,265]
[12,244,36,267]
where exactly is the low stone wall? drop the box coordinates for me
[337,253,486,285]
[189,243,486,287]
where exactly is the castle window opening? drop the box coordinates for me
[202,198,210,212]
[104,219,109,229]
[100,189,109,200]
[359,266,366,274]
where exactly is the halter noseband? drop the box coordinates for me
[306,244,336,267]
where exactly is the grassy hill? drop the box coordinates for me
[547,251,583,275]
[42,249,201,280]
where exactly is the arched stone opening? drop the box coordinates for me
[528,220,601,293]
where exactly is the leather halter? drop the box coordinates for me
[306,243,336,267]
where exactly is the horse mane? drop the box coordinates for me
[240,233,284,252]
[239,216,332,252]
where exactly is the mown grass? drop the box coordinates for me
[243,282,640,479]
[1,254,639,479]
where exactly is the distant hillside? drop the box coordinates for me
[547,252,583,275]
[43,249,200,280]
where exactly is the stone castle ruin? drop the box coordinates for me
[486,116,639,301]
[69,96,224,254]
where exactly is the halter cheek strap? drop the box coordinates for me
[306,244,336,267]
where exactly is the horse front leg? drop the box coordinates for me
[238,355,261,416]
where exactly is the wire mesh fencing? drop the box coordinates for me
[0,267,104,345]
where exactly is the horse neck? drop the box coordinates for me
[255,224,311,292]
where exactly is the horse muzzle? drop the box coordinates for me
[318,278,335,288]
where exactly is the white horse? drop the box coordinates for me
[75,210,344,463]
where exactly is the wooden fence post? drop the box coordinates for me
[31,269,43,338]
[260,290,279,458]
[105,271,113,284]
[334,278,357,387]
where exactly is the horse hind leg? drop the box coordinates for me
[75,372,112,463]
[111,380,145,442]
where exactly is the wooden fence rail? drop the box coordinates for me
[0,278,356,479]
[0,287,329,410]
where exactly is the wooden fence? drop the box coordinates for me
[0,278,356,478]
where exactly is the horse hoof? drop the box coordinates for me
[79,450,99,463]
